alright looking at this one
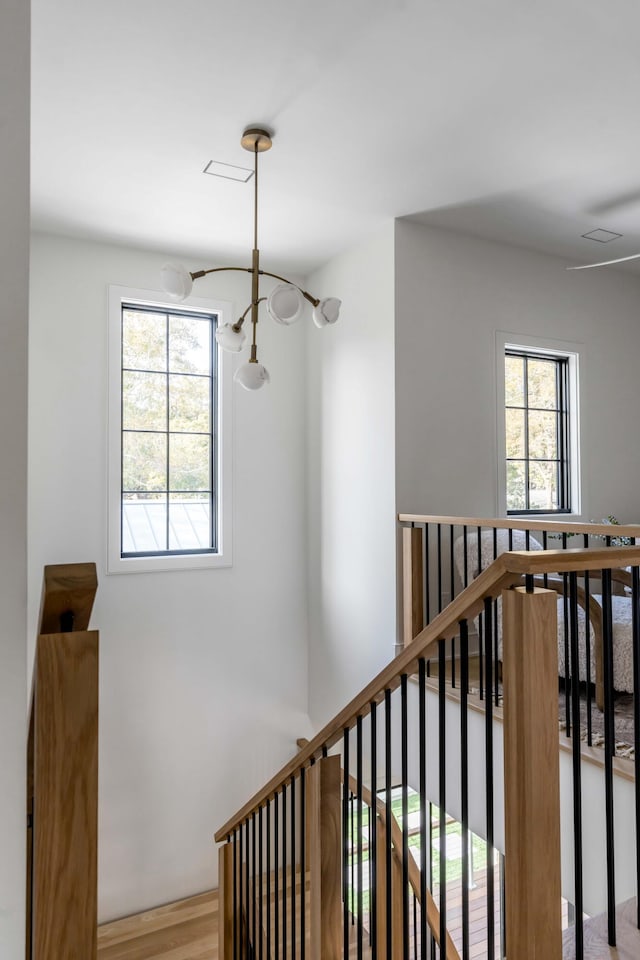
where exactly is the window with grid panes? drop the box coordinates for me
[120,302,218,555]
[108,286,232,573]
[505,350,570,514]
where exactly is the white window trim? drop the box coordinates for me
[107,284,233,574]
[495,330,583,518]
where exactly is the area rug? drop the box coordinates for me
[558,687,636,760]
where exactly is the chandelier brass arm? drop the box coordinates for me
[190,266,320,309]
[232,297,267,333]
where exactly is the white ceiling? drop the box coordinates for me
[31,0,640,275]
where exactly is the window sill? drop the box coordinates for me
[106,550,232,575]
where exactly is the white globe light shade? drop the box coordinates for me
[234,361,270,391]
[160,262,193,302]
[215,323,247,353]
[267,283,305,325]
[312,297,341,328]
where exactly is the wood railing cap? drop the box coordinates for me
[503,544,640,573]
[38,562,98,636]
[214,543,640,841]
[398,513,640,539]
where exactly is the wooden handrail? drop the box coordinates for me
[37,561,98,635]
[215,544,640,841]
[398,513,640,539]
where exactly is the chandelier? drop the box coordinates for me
[160,126,341,390]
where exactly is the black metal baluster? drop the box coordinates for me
[413,891,418,960]
[499,853,506,960]
[259,808,264,960]
[584,534,593,745]
[371,700,378,958]
[568,571,584,958]
[385,689,393,960]
[437,524,443,614]
[368,798,372,948]
[282,786,287,960]
[401,674,409,960]
[484,598,495,960]
[419,658,427,960]
[563,532,571,734]
[239,822,244,956]
[233,829,238,960]
[451,636,456,690]
[542,530,548,589]
[300,768,306,960]
[525,528,530,551]
[357,715,364,960]
[490,531,499,707]
[478,528,484,701]
[245,819,250,958]
[267,800,271,958]
[343,728,350,960]
[252,811,257,956]
[275,792,279,960]
[425,524,431,625]
[632,565,640,930]
[351,791,355,926]
[601,568,616,947]
[429,801,435,960]
[291,776,296,960]
[463,525,469,588]
[439,640,447,960]
[493,597,500,709]
[450,524,455,602]
[460,620,470,960]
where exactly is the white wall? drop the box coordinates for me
[0,0,29,955]
[306,224,397,728]
[29,233,312,921]
[395,219,640,522]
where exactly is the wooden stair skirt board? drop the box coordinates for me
[97,890,219,959]
[562,899,640,959]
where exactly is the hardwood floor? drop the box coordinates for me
[97,885,637,959]
[96,884,374,959]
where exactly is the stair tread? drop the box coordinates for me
[563,899,640,959]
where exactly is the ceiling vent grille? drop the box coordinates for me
[581,229,623,243]
[203,160,253,183]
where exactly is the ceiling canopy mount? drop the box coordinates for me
[240,127,273,153]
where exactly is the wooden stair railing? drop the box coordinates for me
[216,545,640,960]
[399,514,640,708]
[26,563,99,960]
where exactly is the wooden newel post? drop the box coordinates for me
[218,843,234,960]
[402,526,424,649]
[306,755,342,960]
[502,586,563,960]
[29,563,99,960]
[32,629,99,960]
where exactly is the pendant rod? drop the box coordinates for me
[250,141,260,357]
[254,142,259,252]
